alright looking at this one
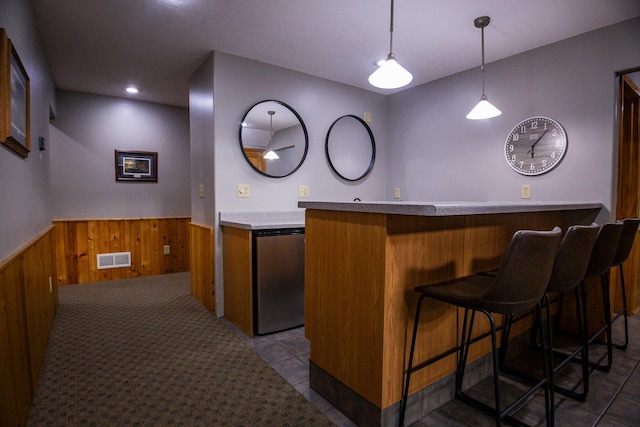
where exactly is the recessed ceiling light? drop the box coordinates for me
[125,86,139,94]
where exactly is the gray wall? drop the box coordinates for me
[0,0,56,262]
[387,18,640,223]
[50,91,190,219]
[189,53,216,226]
[210,52,388,314]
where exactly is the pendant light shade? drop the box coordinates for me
[263,110,279,160]
[263,150,279,160]
[368,53,413,89]
[467,16,501,120]
[368,0,412,89]
[466,95,502,120]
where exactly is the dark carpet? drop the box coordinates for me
[28,272,333,426]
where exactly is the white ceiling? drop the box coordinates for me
[29,0,640,108]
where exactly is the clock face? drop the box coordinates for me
[504,117,567,176]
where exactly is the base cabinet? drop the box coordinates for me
[222,226,305,336]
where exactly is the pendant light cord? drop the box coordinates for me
[480,24,486,96]
[267,111,275,149]
[389,0,395,54]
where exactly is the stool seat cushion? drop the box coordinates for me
[416,274,543,314]
[416,227,561,315]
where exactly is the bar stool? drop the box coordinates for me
[580,222,623,372]
[499,224,600,402]
[399,227,561,427]
[610,217,640,350]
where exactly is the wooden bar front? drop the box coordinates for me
[302,203,601,424]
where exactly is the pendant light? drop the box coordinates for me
[263,110,279,160]
[466,16,502,120]
[368,0,412,89]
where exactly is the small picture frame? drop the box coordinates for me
[115,150,158,182]
[0,28,31,158]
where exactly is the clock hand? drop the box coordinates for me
[526,129,549,158]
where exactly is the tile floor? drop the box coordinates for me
[225,315,640,427]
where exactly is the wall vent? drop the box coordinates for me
[97,252,131,269]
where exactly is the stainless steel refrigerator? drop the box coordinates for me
[253,228,305,335]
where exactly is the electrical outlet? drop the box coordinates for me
[364,112,372,123]
[199,184,205,198]
[521,184,531,199]
[298,185,309,198]
[163,245,170,255]
[237,184,250,198]
[394,188,401,199]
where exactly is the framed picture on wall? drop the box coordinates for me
[115,150,158,182]
[0,28,31,158]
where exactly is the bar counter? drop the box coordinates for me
[298,201,602,426]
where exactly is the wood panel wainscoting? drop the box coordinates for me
[189,222,215,314]
[221,226,253,336]
[0,227,58,426]
[53,217,190,286]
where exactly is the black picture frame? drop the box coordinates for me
[115,150,158,182]
[1,28,31,158]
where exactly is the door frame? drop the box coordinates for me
[614,71,640,314]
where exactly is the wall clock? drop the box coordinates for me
[504,116,567,175]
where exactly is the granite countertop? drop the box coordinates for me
[219,210,305,230]
[297,201,603,216]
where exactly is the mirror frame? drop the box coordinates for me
[325,115,376,182]
[238,99,309,178]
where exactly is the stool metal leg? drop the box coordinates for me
[557,286,589,401]
[581,278,614,372]
[587,275,614,371]
[611,265,629,350]
[540,298,555,427]
[542,288,589,401]
[455,307,554,427]
[493,299,556,424]
[455,308,476,398]
[398,294,427,427]
[454,309,505,427]
[603,275,614,368]
[498,313,514,371]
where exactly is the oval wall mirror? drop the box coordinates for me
[239,100,309,178]
[325,115,376,181]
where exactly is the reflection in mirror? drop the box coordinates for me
[239,100,308,178]
[325,115,376,181]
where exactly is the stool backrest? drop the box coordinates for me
[547,224,601,293]
[483,227,561,312]
[612,218,640,267]
[584,222,624,279]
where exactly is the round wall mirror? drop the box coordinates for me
[325,115,376,181]
[239,100,308,178]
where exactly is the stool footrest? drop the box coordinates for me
[456,388,536,427]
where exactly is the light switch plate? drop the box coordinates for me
[199,184,205,198]
[237,184,250,198]
[298,185,309,198]
[163,245,170,255]
[521,184,531,199]
[394,188,401,199]
[364,112,372,123]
